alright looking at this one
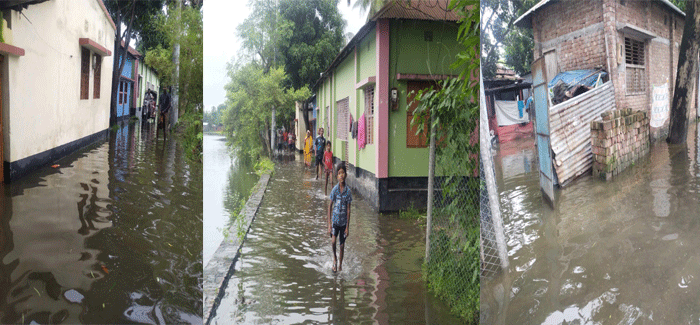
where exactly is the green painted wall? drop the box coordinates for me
[355,28,377,175]
[387,19,461,177]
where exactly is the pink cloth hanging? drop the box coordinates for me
[358,113,366,149]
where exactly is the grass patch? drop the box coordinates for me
[253,157,275,176]
[398,204,426,220]
[423,222,480,324]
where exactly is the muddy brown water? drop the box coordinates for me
[0,122,202,324]
[210,154,463,324]
[482,122,700,324]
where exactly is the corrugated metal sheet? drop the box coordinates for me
[549,81,616,186]
[370,0,458,22]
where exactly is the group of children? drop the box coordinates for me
[303,128,352,273]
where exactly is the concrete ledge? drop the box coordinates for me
[203,172,272,324]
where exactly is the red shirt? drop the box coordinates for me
[323,151,333,170]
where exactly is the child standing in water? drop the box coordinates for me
[328,164,352,273]
[323,141,334,195]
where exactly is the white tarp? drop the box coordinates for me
[495,100,529,126]
[650,83,669,128]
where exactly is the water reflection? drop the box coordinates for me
[482,122,700,324]
[211,155,460,324]
[203,134,257,265]
[0,121,202,324]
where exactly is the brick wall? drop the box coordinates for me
[591,108,650,180]
[532,0,606,71]
[532,0,689,142]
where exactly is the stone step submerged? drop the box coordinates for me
[203,171,272,324]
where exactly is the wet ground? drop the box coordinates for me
[210,153,463,324]
[203,134,257,265]
[0,121,202,324]
[482,122,700,324]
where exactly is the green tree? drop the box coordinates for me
[144,3,202,116]
[481,0,537,78]
[103,0,165,126]
[223,63,310,162]
[237,0,346,90]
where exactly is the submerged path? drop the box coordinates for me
[208,154,462,324]
[482,123,700,324]
[0,121,202,324]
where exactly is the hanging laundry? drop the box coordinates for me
[352,121,358,139]
[358,113,366,149]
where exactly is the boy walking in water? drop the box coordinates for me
[323,141,334,195]
[314,128,326,179]
[328,164,351,273]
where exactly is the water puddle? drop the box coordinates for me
[482,122,700,324]
[210,154,461,324]
[0,121,202,324]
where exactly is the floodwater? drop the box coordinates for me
[0,121,202,324]
[210,154,462,324]
[203,134,257,265]
[481,122,700,324]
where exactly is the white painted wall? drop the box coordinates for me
[3,0,115,163]
[138,63,159,108]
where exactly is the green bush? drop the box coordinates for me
[253,157,275,176]
[177,109,203,162]
[424,223,480,324]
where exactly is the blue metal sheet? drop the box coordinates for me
[532,57,555,205]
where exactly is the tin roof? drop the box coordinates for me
[369,0,458,22]
[514,0,684,29]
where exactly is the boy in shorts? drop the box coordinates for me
[324,141,334,195]
[327,164,352,273]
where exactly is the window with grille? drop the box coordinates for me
[364,85,374,145]
[625,37,645,94]
[93,54,101,99]
[336,98,349,141]
[325,106,330,136]
[80,48,90,100]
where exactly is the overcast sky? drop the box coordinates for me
[203,1,367,112]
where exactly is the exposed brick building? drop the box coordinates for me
[515,0,695,140]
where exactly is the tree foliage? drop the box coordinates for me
[410,1,480,322]
[223,63,310,162]
[204,104,227,125]
[237,0,346,89]
[144,3,203,114]
[481,0,537,78]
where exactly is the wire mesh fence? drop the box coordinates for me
[423,109,480,323]
[478,73,509,279]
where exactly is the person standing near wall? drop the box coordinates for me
[158,88,171,139]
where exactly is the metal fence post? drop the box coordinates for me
[480,74,509,270]
[425,107,436,263]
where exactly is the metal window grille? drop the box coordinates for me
[364,85,374,144]
[336,98,349,141]
[625,37,645,94]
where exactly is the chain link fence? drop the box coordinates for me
[423,101,480,324]
[478,74,509,278]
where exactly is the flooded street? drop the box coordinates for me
[482,122,700,324]
[0,122,202,324]
[210,154,462,324]
[203,134,257,265]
